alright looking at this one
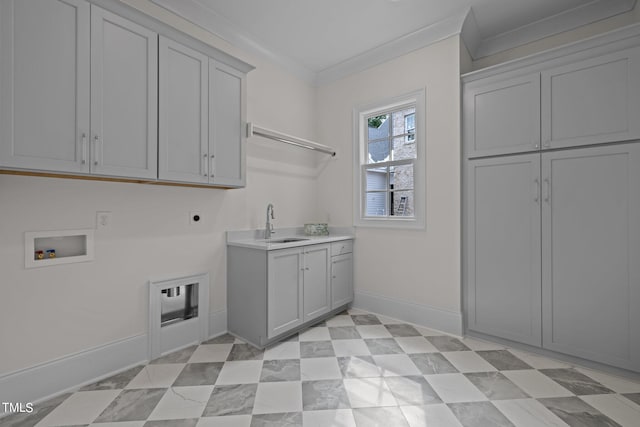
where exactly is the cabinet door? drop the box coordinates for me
[267,248,303,338]
[303,244,331,321]
[209,60,246,187]
[90,6,157,179]
[158,36,208,183]
[466,154,542,346]
[0,0,90,173]
[331,253,353,309]
[463,73,540,158]
[542,144,640,371]
[542,48,640,150]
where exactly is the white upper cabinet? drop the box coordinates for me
[464,73,540,158]
[0,1,157,179]
[0,0,251,187]
[542,47,640,150]
[209,60,246,187]
[91,6,157,179]
[0,0,90,173]
[158,43,247,187]
[158,36,209,183]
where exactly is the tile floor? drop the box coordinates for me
[3,309,640,427]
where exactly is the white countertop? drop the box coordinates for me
[227,226,354,250]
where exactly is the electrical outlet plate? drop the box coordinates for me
[96,211,112,229]
[189,211,202,225]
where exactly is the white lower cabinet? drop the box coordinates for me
[331,241,354,310]
[228,240,353,347]
[268,244,330,338]
[466,143,640,372]
[266,247,304,338]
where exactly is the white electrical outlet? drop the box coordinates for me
[189,211,202,225]
[96,211,112,229]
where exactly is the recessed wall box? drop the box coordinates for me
[25,229,95,268]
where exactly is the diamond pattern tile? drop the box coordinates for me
[3,311,638,427]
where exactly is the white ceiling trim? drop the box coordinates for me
[152,0,637,85]
[467,0,637,59]
[315,9,469,86]
[150,0,317,83]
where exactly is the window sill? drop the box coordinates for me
[355,217,425,230]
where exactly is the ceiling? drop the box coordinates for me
[151,0,637,84]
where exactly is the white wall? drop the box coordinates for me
[316,36,463,332]
[0,0,319,376]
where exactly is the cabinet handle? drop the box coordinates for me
[544,178,551,203]
[210,154,215,178]
[203,153,208,177]
[534,178,540,203]
[93,135,100,166]
[81,133,87,164]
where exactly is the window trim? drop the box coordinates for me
[353,89,426,229]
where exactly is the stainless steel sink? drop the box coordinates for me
[269,238,310,243]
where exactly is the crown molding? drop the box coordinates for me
[465,0,637,59]
[151,0,636,85]
[150,0,316,83]
[316,9,468,86]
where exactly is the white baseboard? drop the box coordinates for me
[0,310,229,405]
[353,290,462,336]
[209,308,227,338]
[0,334,148,404]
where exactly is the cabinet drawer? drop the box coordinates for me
[331,240,353,256]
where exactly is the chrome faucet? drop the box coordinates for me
[265,203,275,239]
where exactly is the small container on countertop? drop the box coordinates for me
[304,223,329,236]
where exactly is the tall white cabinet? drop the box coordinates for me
[466,154,542,347]
[0,0,252,187]
[541,144,640,369]
[463,26,640,372]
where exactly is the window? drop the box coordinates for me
[353,89,425,229]
[405,113,415,142]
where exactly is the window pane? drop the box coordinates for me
[367,114,389,141]
[367,138,390,163]
[389,163,414,190]
[366,167,388,190]
[391,108,415,136]
[391,191,414,217]
[366,192,388,216]
[392,137,416,161]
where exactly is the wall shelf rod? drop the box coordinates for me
[247,123,336,157]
